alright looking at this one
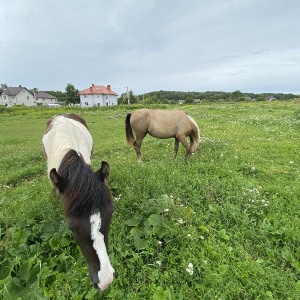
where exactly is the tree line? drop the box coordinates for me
[135,90,297,104]
[118,89,298,104]
[1,83,298,105]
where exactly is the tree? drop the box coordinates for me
[185,96,194,104]
[143,95,159,104]
[30,87,39,95]
[118,92,130,104]
[1,83,8,88]
[65,83,80,104]
[119,90,138,104]
[128,90,138,104]
[231,90,243,101]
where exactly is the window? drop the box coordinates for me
[85,102,89,106]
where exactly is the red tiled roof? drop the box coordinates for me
[79,84,118,96]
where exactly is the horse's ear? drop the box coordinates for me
[49,168,68,193]
[95,161,110,182]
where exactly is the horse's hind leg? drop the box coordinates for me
[174,138,179,158]
[133,135,145,160]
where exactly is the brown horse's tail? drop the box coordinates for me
[188,115,200,153]
[125,113,135,147]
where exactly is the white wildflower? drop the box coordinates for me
[177,219,184,224]
[156,260,162,267]
[158,240,162,245]
[114,194,121,201]
[187,234,192,238]
[186,263,194,275]
[164,208,170,212]
[253,188,260,194]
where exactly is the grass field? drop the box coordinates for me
[0,100,299,299]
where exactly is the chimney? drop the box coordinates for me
[107,84,111,91]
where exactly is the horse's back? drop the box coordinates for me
[42,114,93,174]
[131,109,191,138]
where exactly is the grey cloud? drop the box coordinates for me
[1,0,300,94]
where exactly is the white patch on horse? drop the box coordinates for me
[90,212,114,291]
[42,115,93,176]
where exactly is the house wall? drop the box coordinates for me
[0,89,36,107]
[80,94,118,107]
[0,94,9,106]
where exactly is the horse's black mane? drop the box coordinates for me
[58,150,112,217]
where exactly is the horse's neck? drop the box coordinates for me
[46,148,72,175]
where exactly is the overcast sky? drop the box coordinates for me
[1,0,300,95]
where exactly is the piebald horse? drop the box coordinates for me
[42,113,114,291]
[125,109,200,160]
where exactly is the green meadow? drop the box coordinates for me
[0,100,299,299]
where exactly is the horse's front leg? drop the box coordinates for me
[174,138,179,158]
[178,135,191,157]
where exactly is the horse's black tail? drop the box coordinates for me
[125,113,135,147]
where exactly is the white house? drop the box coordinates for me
[79,84,118,107]
[0,86,36,107]
[34,91,58,106]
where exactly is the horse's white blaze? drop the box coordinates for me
[90,212,114,291]
[42,116,93,175]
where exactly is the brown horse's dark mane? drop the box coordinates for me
[58,149,111,218]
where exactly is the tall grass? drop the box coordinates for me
[0,101,299,299]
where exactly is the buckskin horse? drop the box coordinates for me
[125,109,200,160]
[42,113,114,291]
